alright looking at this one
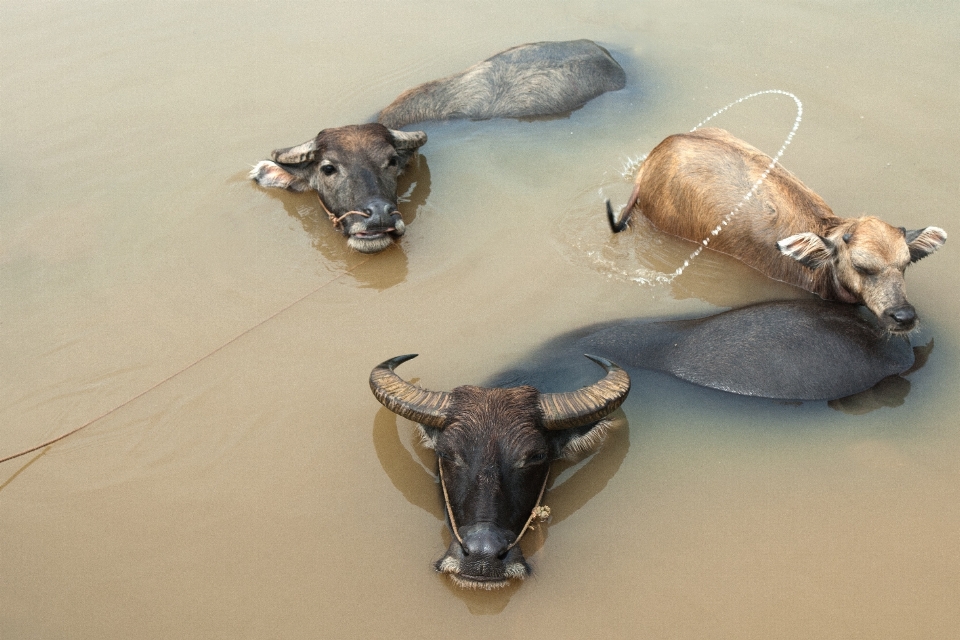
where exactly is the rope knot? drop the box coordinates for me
[532,505,551,522]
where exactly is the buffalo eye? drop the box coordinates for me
[853,264,877,276]
[387,155,399,168]
[320,164,337,177]
[524,451,548,466]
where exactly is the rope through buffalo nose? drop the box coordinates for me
[438,459,550,554]
[316,194,402,230]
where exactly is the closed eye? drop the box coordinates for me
[525,451,547,465]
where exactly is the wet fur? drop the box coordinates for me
[377,40,625,129]
[615,128,946,332]
[416,384,616,588]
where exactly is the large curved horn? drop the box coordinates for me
[369,354,450,428]
[539,355,631,430]
[388,129,427,151]
[271,138,319,164]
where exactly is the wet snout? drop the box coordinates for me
[462,524,512,560]
[360,198,404,234]
[858,269,919,334]
[434,523,530,589]
[883,303,917,333]
[344,198,405,254]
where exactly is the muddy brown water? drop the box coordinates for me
[2,2,959,638]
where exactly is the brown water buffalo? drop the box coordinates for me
[252,40,625,254]
[377,39,626,129]
[606,128,947,333]
[369,353,630,589]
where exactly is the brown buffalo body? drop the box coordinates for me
[608,128,947,332]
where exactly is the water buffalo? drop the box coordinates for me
[252,40,625,254]
[250,124,426,254]
[369,353,631,589]
[606,128,947,333]
[489,299,918,402]
[377,39,626,129]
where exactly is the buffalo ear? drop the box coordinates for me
[388,129,427,152]
[905,226,947,263]
[777,232,836,270]
[415,424,440,450]
[389,129,426,166]
[249,160,312,192]
[271,138,319,164]
[549,417,618,462]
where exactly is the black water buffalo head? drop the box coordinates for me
[369,354,630,589]
[250,123,427,254]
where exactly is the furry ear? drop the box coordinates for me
[415,424,440,450]
[549,417,618,462]
[389,129,427,170]
[271,138,319,164]
[388,129,427,152]
[905,226,947,263]
[249,160,312,192]
[777,232,836,269]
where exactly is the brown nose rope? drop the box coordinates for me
[315,193,401,230]
[438,460,551,553]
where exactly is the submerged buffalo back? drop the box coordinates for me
[490,299,916,401]
[378,39,626,129]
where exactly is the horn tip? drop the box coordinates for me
[583,353,618,370]
[380,353,419,370]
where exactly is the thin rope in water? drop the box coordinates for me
[0,255,376,467]
[629,90,804,283]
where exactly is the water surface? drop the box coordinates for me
[2,1,959,638]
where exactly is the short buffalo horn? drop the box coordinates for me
[539,355,631,430]
[271,138,319,164]
[388,129,427,151]
[369,354,450,428]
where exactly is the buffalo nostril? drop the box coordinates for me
[462,529,509,560]
[889,306,916,326]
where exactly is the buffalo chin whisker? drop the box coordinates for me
[435,557,528,590]
[347,235,395,254]
[446,575,513,591]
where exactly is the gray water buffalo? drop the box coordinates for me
[377,39,626,129]
[369,353,630,589]
[607,128,947,333]
[488,299,917,402]
[250,124,426,254]
[252,40,625,253]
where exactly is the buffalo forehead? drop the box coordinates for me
[849,217,911,265]
[444,386,542,434]
[319,124,395,156]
